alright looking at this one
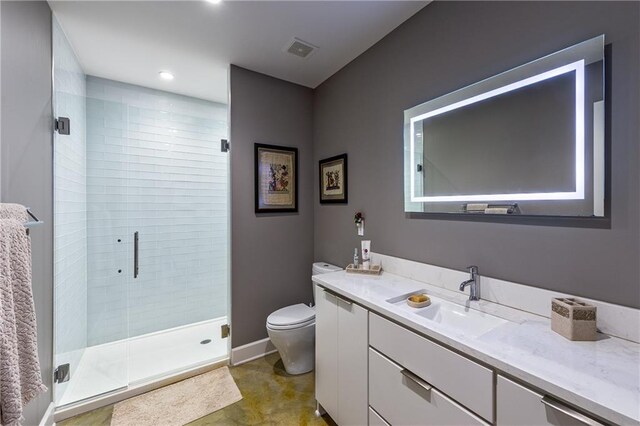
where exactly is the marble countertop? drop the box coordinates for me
[312,270,640,425]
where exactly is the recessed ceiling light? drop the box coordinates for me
[159,71,174,81]
[206,0,222,4]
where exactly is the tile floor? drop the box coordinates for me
[59,353,335,426]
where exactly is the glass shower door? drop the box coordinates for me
[121,82,230,384]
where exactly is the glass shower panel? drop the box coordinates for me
[52,17,129,407]
[84,94,132,393]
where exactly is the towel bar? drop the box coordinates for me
[24,208,44,234]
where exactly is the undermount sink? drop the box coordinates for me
[386,291,509,337]
[414,297,508,337]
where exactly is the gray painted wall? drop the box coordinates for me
[313,1,640,308]
[1,1,53,423]
[230,66,314,347]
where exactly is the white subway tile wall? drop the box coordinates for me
[53,17,88,370]
[86,77,228,345]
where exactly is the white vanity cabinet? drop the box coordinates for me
[497,375,605,426]
[314,284,368,425]
[314,282,617,426]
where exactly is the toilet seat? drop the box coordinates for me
[267,304,315,330]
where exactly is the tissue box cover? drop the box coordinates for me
[551,298,597,341]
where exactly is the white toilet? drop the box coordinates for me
[266,262,342,375]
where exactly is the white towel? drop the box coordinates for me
[0,217,47,426]
[484,207,510,214]
[0,205,27,223]
[465,203,489,211]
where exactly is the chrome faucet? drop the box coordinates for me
[459,266,480,301]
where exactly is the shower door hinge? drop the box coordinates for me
[54,363,70,384]
[221,324,230,339]
[55,117,70,135]
[220,139,230,152]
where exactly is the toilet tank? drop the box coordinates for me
[312,261,342,276]
[312,262,342,305]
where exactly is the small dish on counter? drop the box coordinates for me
[407,293,431,308]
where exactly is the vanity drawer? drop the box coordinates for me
[497,375,605,425]
[369,407,391,426]
[369,348,489,426]
[369,313,494,422]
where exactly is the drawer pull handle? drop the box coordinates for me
[401,369,432,392]
[322,287,354,306]
[541,396,604,426]
[336,296,353,306]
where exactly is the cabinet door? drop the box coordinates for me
[497,375,604,426]
[337,298,368,426]
[315,285,338,420]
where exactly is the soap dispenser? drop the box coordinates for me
[353,248,359,268]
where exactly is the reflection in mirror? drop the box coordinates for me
[404,35,604,217]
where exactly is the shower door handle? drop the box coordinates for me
[134,231,139,279]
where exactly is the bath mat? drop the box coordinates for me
[110,367,242,426]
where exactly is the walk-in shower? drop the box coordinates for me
[52,18,229,408]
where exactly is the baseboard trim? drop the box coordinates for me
[54,358,228,423]
[38,402,55,426]
[231,337,277,366]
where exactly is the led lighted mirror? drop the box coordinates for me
[404,35,605,217]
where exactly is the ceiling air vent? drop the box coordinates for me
[284,37,318,59]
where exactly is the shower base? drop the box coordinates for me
[56,317,228,408]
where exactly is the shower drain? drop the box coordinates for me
[200,339,212,345]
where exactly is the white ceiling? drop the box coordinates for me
[49,1,428,104]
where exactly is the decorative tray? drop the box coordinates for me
[345,264,382,275]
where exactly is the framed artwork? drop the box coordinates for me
[255,143,298,213]
[319,153,348,204]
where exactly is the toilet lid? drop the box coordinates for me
[267,304,315,327]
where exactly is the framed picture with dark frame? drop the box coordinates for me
[255,143,298,213]
[319,153,348,204]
